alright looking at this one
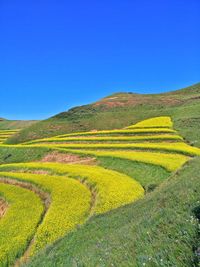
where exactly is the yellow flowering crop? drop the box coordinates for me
[126,116,173,129]
[0,162,144,254]
[0,162,144,215]
[0,129,19,144]
[32,142,200,157]
[0,130,19,134]
[0,171,91,254]
[0,135,13,138]
[54,127,176,138]
[0,182,43,266]
[55,149,190,172]
[24,134,183,145]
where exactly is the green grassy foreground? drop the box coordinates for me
[24,157,200,267]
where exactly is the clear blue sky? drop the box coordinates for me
[0,0,199,120]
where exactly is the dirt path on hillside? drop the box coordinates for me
[40,151,96,165]
[0,198,8,218]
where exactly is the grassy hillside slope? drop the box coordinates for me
[0,119,37,130]
[6,82,200,145]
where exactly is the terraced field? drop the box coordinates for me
[0,164,143,265]
[0,182,44,266]
[0,129,19,144]
[0,116,199,266]
[22,116,200,166]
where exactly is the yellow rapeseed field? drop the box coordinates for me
[24,134,183,144]
[0,130,19,144]
[0,182,43,266]
[126,116,173,129]
[0,162,144,215]
[0,171,91,254]
[54,149,189,172]
[41,142,200,156]
[54,127,176,138]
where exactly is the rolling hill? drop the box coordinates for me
[0,82,199,267]
[6,82,200,146]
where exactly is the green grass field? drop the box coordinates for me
[0,84,199,266]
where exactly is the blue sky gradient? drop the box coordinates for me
[0,0,199,120]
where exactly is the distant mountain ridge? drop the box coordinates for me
[6,82,200,145]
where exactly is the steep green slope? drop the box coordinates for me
[7,82,200,145]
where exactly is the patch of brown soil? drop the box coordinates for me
[0,198,8,218]
[93,95,183,109]
[94,101,126,108]
[29,170,50,175]
[41,151,96,165]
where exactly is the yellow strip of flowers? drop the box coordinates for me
[24,134,183,144]
[0,163,144,215]
[0,182,44,266]
[54,127,176,138]
[0,171,91,254]
[45,142,200,156]
[126,116,173,129]
[55,149,190,172]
